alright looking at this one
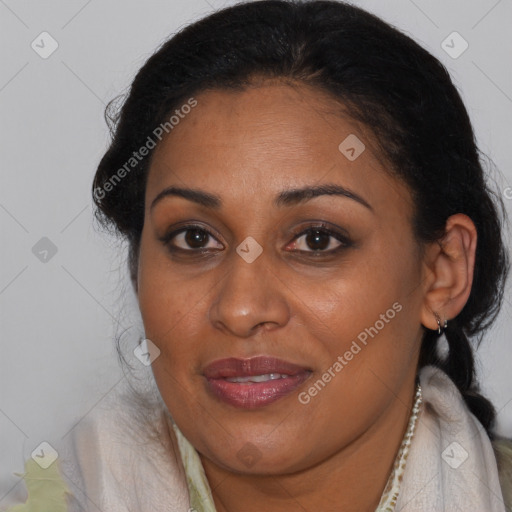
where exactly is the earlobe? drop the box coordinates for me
[420,213,477,332]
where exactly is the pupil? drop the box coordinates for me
[185,229,208,248]
[307,229,329,250]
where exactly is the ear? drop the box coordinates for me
[420,213,477,330]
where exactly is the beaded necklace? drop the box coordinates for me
[376,383,423,511]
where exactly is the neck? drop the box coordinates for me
[199,380,417,512]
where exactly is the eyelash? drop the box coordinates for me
[159,222,353,257]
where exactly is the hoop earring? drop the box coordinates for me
[433,311,448,334]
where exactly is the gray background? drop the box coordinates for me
[1,0,511,506]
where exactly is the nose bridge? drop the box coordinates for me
[209,247,290,337]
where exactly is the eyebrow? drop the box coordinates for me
[150,183,373,212]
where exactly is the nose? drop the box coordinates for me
[208,250,290,338]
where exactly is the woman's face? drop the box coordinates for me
[138,82,427,474]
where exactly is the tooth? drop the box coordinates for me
[225,373,290,383]
[250,374,274,383]
[225,376,253,383]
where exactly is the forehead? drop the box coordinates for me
[146,82,412,216]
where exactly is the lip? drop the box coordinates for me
[203,356,312,409]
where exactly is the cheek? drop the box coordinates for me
[137,233,211,374]
[138,257,203,412]
[138,275,204,355]
[313,239,420,367]
[137,230,189,335]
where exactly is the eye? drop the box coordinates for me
[160,222,352,256]
[160,225,223,252]
[287,224,352,254]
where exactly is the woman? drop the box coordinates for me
[11,1,512,511]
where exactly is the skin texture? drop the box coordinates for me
[136,81,477,512]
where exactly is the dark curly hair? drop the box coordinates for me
[92,0,509,439]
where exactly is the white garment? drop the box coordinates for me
[397,366,506,511]
[59,365,508,511]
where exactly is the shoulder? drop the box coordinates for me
[60,382,191,512]
[492,436,512,512]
